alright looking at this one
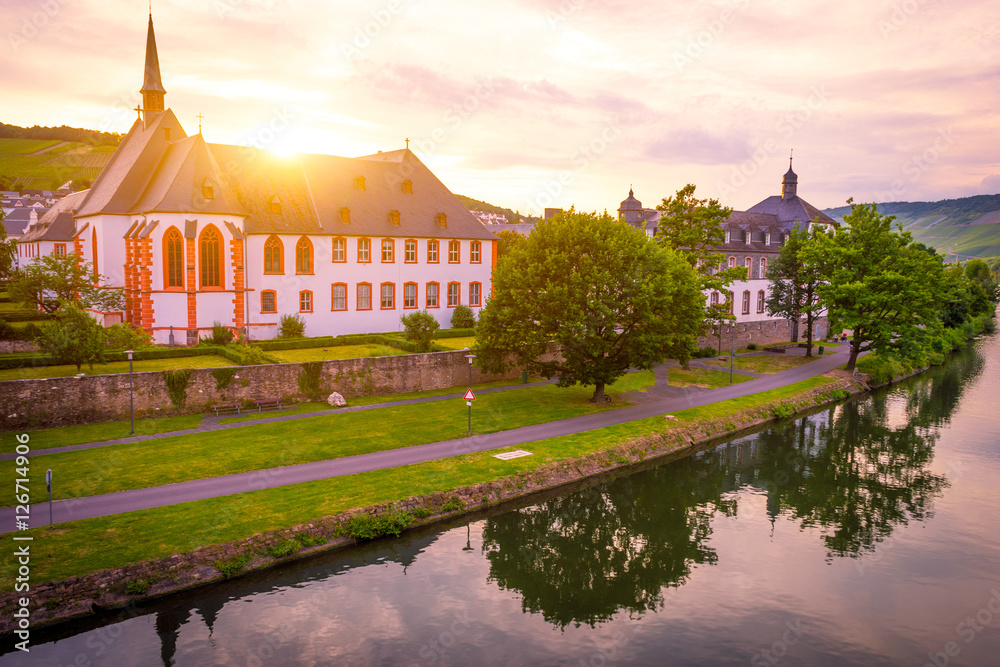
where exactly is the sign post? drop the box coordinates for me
[464,351,476,436]
[46,469,52,528]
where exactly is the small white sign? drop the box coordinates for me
[494,450,533,460]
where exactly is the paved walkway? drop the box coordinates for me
[4,347,855,527]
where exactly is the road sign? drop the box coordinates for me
[463,388,476,401]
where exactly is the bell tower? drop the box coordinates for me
[140,13,166,128]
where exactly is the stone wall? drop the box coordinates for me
[697,317,831,352]
[0,340,39,353]
[0,346,559,430]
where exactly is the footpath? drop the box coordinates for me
[2,347,853,527]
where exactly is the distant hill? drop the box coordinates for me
[456,195,538,224]
[823,194,1000,262]
[0,134,119,191]
[0,122,122,148]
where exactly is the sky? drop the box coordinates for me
[1,0,998,216]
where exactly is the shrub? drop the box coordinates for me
[297,361,325,400]
[267,539,302,559]
[691,345,716,359]
[342,509,414,541]
[216,553,252,579]
[163,369,193,408]
[235,344,272,366]
[210,367,238,390]
[857,353,908,386]
[104,322,153,351]
[211,321,234,345]
[450,304,476,329]
[401,310,441,352]
[279,313,306,338]
[440,497,466,513]
[412,507,433,519]
[125,579,151,595]
[295,532,326,548]
[746,342,757,351]
[983,315,997,334]
[770,404,795,420]
[36,304,106,370]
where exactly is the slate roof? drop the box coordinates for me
[1,208,42,236]
[745,195,835,226]
[17,191,85,243]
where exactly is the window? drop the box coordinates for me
[402,180,413,194]
[269,196,282,215]
[388,210,400,226]
[202,177,213,200]
[358,238,370,263]
[264,235,283,274]
[381,238,394,263]
[426,282,439,308]
[357,283,371,310]
[745,257,752,276]
[381,282,395,309]
[757,290,765,314]
[448,240,460,263]
[164,227,184,288]
[427,240,439,263]
[332,237,346,263]
[742,290,750,315]
[725,230,730,243]
[54,243,66,257]
[339,207,351,224]
[436,213,447,229]
[404,239,417,263]
[447,282,460,307]
[710,292,719,306]
[355,176,366,190]
[469,282,481,307]
[332,283,347,311]
[760,257,768,278]
[728,256,736,268]
[765,233,771,245]
[261,290,276,314]
[296,237,313,274]
[300,290,313,313]
[470,241,481,263]
[404,282,417,309]
[199,225,222,288]
[728,291,734,313]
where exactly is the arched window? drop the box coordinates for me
[380,282,395,309]
[295,237,313,274]
[469,282,482,307]
[427,240,439,263]
[448,240,460,263]
[404,239,417,263]
[470,241,481,263]
[742,290,751,315]
[264,235,283,274]
[357,283,372,310]
[728,256,736,269]
[261,290,277,314]
[331,283,347,311]
[760,257,768,278]
[299,290,313,313]
[710,292,719,306]
[332,237,346,263]
[745,257,752,275]
[426,282,439,308]
[199,225,222,288]
[447,282,460,307]
[163,226,184,289]
[757,290,766,313]
[381,238,394,263]
[403,282,417,309]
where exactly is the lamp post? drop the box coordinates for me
[730,325,735,385]
[124,349,135,435]
[465,352,476,436]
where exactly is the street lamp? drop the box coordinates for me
[730,325,735,384]
[465,351,476,436]
[124,349,135,435]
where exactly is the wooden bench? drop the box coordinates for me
[254,400,283,413]
[212,404,241,416]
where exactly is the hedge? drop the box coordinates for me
[0,312,56,323]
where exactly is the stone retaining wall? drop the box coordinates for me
[0,346,559,430]
[0,340,39,353]
[697,317,831,352]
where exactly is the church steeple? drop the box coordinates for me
[140,13,166,128]
[781,152,798,200]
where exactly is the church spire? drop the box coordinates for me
[140,12,166,127]
[781,150,798,200]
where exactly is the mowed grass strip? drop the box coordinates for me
[0,375,837,587]
[268,344,408,362]
[0,355,236,381]
[3,372,655,506]
[1,414,204,454]
[668,367,755,389]
[704,354,824,374]
[434,336,476,350]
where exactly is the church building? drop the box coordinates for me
[30,15,496,345]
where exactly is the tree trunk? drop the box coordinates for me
[846,340,859,371]
[591,382,606,404]
[804,314,814,357]
[790,316,799,343]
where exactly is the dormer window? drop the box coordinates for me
[765,233,771,245]
[202,178,214,200]
[339,207,350,224]
[355,176,366,190]
[436,213,447,229]
[389,210,400,226]
[402,180,413,194]
[725,230,730,243]
[747,232,753,246]
[269,196,282,215]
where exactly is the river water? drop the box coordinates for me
[6,334,1000,666]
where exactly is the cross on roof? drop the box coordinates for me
[405,138,410,149]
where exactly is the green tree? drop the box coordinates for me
[653,184,747,365]
[36,302,107,370]
[400,309,440,352]
[476,209,703,403]
[494,228,525,259]
[9,253,126,313]
[0,209,17,280]
[765,223,827,356]
[804,200,946,371]
[964,258,999,312]
[451,304,476,328]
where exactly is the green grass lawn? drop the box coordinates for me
[0,355,236,381]
[1,414,204,454]
[0,374,836,588]
[668,366,755,388]
[269,344,409,362]
[435,336,476,350]
[3,371,655,506]
[703,352,830,375]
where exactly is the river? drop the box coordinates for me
[6,334,1000,666]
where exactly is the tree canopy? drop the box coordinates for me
[9,253,127,314]
[475,209,703,402]
[35,302,107,370]
[0,209,16,281]
[765,223,827,355]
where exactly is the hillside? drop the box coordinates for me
[455,195,538,224]
[0,137,116,191]
[823,194,1000,262]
